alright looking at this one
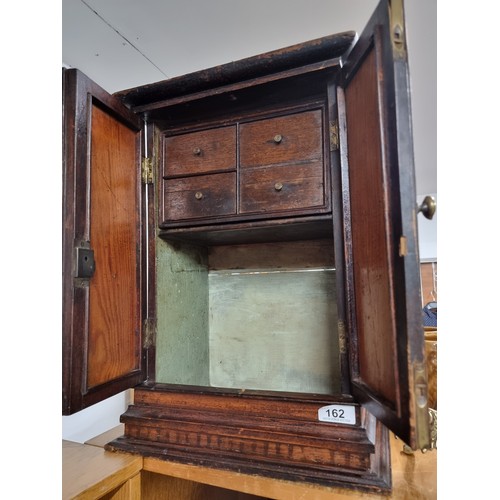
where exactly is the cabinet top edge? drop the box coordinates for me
[113,31,356,108]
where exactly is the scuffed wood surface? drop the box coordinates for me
[62,440,142,499]
[142,433,436,499]
[73,425,436,499]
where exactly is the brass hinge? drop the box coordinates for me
[141,157,153,184]
[390,0,407,59]
[329,120,339,152]
[399,235,408,257]
[143,318,156,348]
[413,362,431,451]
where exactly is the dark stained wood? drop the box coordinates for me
[107,385,391,492]
[240,110,323,169]
[133,60,340,118]
[240,163,324,214]
[62,68,146,414]
[340,0,430,449]
[327,79,351,395]
[142,72,334,129]
[208,239,334,271]
[344,46,398,408]
[162,172,236,221]
[163,126,236,177]
[159,103,330,231]
[144,122,158,381]
[62,68,76,414]
[159,216,333,246]
[239,109,325,214]
[114,32,356,109]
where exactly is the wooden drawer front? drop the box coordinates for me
[240,110,323,168]
[164,126,236,177]
[240,163,324,214]
[163,172,236,221]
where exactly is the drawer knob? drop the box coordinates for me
[274,182,283,192]
[195,191,204,200]
[418,195,436,220]
[193,147,202,156]
[273,134,283,144]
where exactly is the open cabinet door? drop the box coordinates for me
[338,0,430,449]
[62,68,146,415]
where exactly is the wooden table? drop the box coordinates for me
[62,439,142,499]
[63,426,436,499]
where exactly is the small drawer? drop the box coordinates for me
[240,163,324,214]
[240,109,323,168]
[164,126,236,177]
[163,172,236,222]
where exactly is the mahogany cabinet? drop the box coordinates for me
[63,0,432,493]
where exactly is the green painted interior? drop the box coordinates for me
[155,238,340,394]
[209,268,340,394]
[155,239,210,385]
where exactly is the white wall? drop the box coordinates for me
[62,390,132,443]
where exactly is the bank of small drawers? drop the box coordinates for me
[161,108,326,225]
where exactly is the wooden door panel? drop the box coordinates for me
[344,46,399,410]
[339,0,430,449]
[62,68,145,414]
[87,104,141,389]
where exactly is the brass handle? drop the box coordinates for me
[273,134,282,144]
[274,182,283,192]
[193,147,202,156]
[195,191,203,200]
[418,195,436,220]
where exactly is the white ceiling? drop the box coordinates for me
[62,0,436,195]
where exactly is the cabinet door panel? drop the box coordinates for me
[340,0,430,449]
[62,68,146,414]
[87,104,141,388]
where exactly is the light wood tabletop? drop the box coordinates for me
[65,426,436,499]
[62,439,142,499]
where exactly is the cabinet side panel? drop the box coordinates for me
[155,239,210,386]
[87,104,141,388]
[344,48,397,406]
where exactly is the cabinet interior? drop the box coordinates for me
[155,237,341,395]
[150,68,344,396]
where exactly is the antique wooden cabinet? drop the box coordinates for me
[63,0,432,492]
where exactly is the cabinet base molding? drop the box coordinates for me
[106,385,391,492]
